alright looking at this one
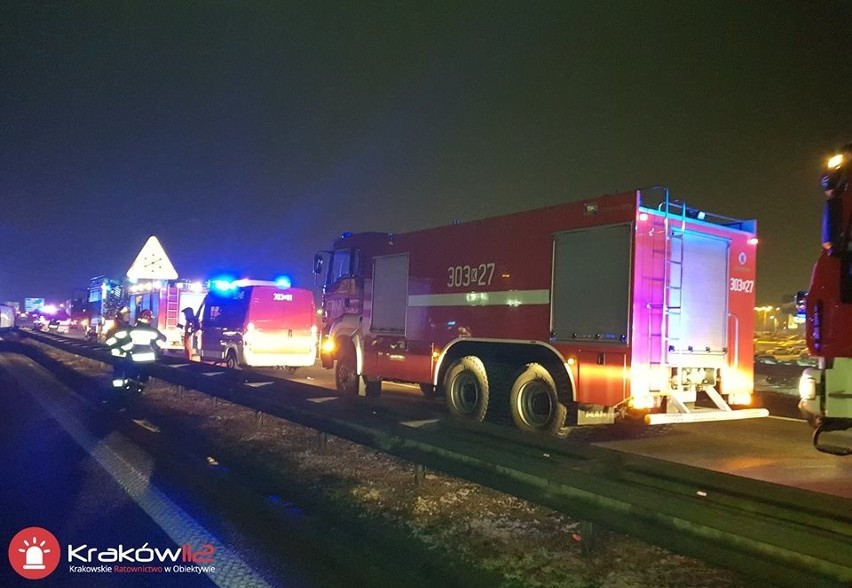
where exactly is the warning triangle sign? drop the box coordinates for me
[126,235,179,281]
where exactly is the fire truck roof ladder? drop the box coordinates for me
[646,187,686,370]
[664,192,686,362]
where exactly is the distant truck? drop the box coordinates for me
[195,280,317,370]
[315,188,767,434]
[86,276,125,340]
[0,304,15,330]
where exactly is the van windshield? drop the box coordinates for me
[205,293,249,330]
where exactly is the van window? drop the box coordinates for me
[205,294,249,330]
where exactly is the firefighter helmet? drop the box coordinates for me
[138,309,154,323]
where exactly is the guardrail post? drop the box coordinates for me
[317,431,328,453]
[256,411,265,430]
[579,521,597,555]
[414,464,426,485]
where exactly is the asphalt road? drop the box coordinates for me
[593,416,852,499]
[266,361,852,500]
[0,353,314,588]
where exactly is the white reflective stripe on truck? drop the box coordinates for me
[408,289,549,307]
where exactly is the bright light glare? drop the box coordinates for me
[631,394,656,410]
[727,393,753,406]
[748,237,759,245]
[828,153,845,169]
[275,275,292,289]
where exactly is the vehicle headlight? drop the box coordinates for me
[799,368,820,401]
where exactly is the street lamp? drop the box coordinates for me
[754,306,774,332]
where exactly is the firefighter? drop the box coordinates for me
[105,309,166,390]
[179,306,200,361]
[104,306,131,340]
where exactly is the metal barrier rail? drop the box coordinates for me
[14,330,852,587]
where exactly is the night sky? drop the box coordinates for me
[2,1,851,307]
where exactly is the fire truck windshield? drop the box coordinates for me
[328,249,355,284]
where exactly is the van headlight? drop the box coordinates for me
[799,368,820,401]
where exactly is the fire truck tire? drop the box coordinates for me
[225,350,239,370]
[444,356,490,421]
[335,344,360,395]
[509,363,567,435]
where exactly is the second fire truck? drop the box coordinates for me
[800,144,852,455]
[315,188,768,434]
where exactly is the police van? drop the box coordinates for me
[195,279,317,370]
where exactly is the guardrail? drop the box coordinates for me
[11,330,852,587]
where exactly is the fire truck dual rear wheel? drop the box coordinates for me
[225,350,239,370]
[510,363,567,435]
[445,356,489,421]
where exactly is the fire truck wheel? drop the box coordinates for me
[510,363,567,435]
[225,350,239,370]
[444,356,490,421]
[335,345,360,395]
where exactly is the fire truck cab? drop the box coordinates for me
[195,279,317,370]
[316,188,767,434]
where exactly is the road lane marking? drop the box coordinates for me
[400,419,440,429]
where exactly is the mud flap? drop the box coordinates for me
[813,419,852,456]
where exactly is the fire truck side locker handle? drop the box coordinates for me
[728,312,739,369]
[597,353,604,365]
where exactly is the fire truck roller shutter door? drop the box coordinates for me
[551,225,630,344]
[510,363,568,435]
[445,356,490,422]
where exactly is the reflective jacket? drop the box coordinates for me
[105,322,166,363]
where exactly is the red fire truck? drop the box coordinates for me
[128,279,207,351]
[315,188,768,434]
[800,144,852,455]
